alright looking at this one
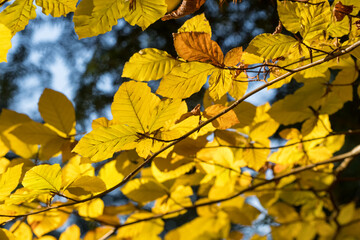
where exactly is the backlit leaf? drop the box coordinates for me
[208,68,232,100]
[0,229,15,240]
[73,0,123,39]
[38,88,75,136]
[246,33,298,59]
[28,210,68,237]
[111,81,159,132]
[78,198,104,218]
[174,32,224,66]
[178,13,211,36]
[66,176,106,196]
[122,0,167,30]
[162,0,206,20]
[0,24,12,62]
[122,48,179,81]
[0,0,36,35]
[11,121,59,144]
[224,47,243,67]
[203,104,239,130]
[157,62,214,98]
[10,221,32,240]
[277,0,302,34]
[22,164,62,192]
[122,178,167,203]
[35,0,77,17]
[72,124,138,162]
[0,163,23,199]
[59,224,80,240]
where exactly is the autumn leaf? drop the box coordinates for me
[73,0,123,39]
[157,62,214,98]
[162,0,206,20]
[173,32,224,66]
[203,104,239,130]
[224,47,243,67]
[22,164,62,193]
[38,88,75,136]
[333,1,353,22]
[178,13,212,36]
[0,0,37,35]
[0,24,12,63]
[122,0,167,30]
[245,33,298,60]
[35,0,77,17]
[122,48,179,81]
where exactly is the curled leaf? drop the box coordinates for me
[162,0,206,21]
[333,1,353,22]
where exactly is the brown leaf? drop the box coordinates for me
[173,32,224,66]
[161,0,206,21]
[333,1,353,22]
[203,104,239,130]
[224,47,243,67]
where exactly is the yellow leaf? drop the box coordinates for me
[22,164,62,192]
[28,209,68,237]
[277,0,302,34]
[245,33,298,59]
[72,124,138,162]
[61,155,94,188]
[0,109,37,158]
[224,47,243,67]
[37,236,57,240]
[300,0,331,40]
[161,115,215,140]
[228,71,248,99]
[122,48,179,81]
[165,211,230,240]
[0,163,23,199]
[0,0,36,35]
[38,88,75,136]
[66,176,106,196]
[209,68,232,100]
[243,142,270,171]
[84,226,115,240]
[232,101,256,128]
[35,0,77,17]
[59,224,80,240]
[92,117,110,129]
[0,229,15,240]
[122,178,167,203]
[117,212,164,240]
[111,81,159,132]
[10,121,59,144]
[203,104,239,130]
[99,159,124,188]
[73,0,123,39]
[173,32,224,66]
[122,0,167,30]
[148,98,183,133]
[157,62,214,98]
[78,198,104,218]
[337,202,355,225]
[268,202,299,224]
[0,24,12,63]
[39,136,67,160]
[151,155,196,182]
[9,221,32,240]
[178,13,211,36]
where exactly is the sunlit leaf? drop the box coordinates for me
[157,62,214,98]
[122,178,167,203]
[22,164,62,192]
[72,124,138,162]
[178,13,211,36]
[73,0,123,39]
[173,32,224,66]
[122,0,167,30]
[122,48,179,81]
[0,163,23,199]
[203,104,239,130]
[0,24,12,63]
[35,0,77,17]
[78,198,104,218]
[28,210,68,237]
[59,224,80,240]
[246,33,298,59]
[38,88,75,136]
[0,0,36,35]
